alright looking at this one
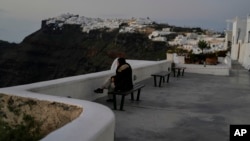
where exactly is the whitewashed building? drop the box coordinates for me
[168,31,226,55]
[43,13,154,34]
[148,29,172,42]
[226,15,250,69]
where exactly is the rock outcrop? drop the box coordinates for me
[0,24,169,87]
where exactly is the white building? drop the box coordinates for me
[44,13,154,34]
[151,36,167,42]
[226,15,250,69]
[169,32,226,54]
[168,35,188,45]
[119,27,135,33]
[148,29,172,42]
[192,46,202,54]
[186,33,198,39]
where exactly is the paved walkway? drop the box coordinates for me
[95,61,250,141]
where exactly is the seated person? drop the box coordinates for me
[94,58,133,101]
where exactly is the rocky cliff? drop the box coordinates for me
[0,24,172,88]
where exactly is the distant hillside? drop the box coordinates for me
[0,24,173,88]
[0,40,18,48]
[0,13,206,88]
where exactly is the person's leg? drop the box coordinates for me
[94,78,111,93]
[102,78,112,89]
[107,81,115,100]
[106,77,116,102]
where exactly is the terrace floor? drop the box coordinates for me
[94,61,250,141]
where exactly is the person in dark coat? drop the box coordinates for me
[114,58,133,91]
[94,58,133,102]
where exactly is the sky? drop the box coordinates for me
[0,0,250,43]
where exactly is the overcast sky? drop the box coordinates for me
[0,0,250,43]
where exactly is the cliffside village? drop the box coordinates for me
[42,13,227,55]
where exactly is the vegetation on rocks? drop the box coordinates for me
[0,93,83,141]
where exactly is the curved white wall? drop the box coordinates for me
[0,88,115,141]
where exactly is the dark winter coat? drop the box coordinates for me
[114,63,133,91]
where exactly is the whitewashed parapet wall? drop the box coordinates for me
[27,59,171,100]
[177,63,230,76]
[167,53,230,76]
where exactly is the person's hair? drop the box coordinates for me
[118,58,126,65]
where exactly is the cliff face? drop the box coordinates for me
[0,26,169,88]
